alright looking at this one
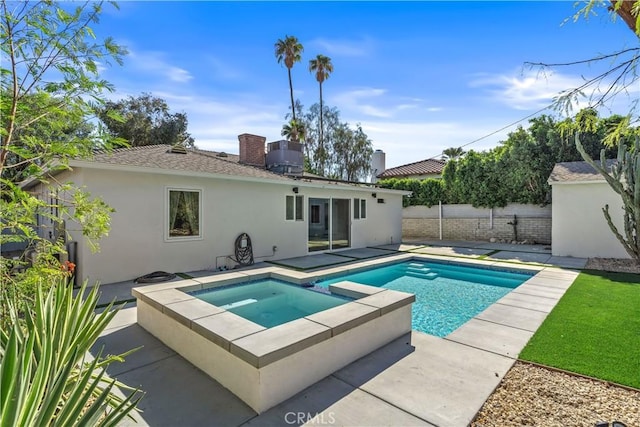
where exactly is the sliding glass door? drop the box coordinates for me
[308,198,329,252]
[308,197,350,252]
[331,199,350,249]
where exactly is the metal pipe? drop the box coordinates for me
[439,200,443,240]
[490,208,493,229]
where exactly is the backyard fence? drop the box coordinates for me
[402,203,552,244]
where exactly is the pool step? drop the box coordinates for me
[406,271,438,280]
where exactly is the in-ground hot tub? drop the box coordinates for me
[190,279,351,328]
[133,273,414,413]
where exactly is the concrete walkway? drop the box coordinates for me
[91,242,584,426]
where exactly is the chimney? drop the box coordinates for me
[370,149,386,183]
[238,133,266,167]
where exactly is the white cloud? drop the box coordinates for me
[330,87,439,120]
[167,67,192,83]
[308,37,374,57]
[469,68,639,116]
[127,49,193,83]
[469,70,587,110]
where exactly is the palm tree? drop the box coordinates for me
[281,119,306,143]
[309,54,333,174]
[441,146,466,161]
[275,36,304,121]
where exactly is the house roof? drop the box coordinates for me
[83,145,292,182]
[548,160,615,183]
[377,158,445,179]
[51,144,407,194]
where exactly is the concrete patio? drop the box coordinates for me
[91,241,584,426]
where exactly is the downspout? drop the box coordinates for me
[439,200,443,240]
[490,208,493,229]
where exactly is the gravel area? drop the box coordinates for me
[585,258,640,274]
[471,362,640,427]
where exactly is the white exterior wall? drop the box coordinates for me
[551,181,629,259]
[69,167,403,284]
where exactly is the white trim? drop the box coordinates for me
[165,187,203,242]
[285,195,295,221]
[295,194,304,222]
[65,159,411,195]
[353,198,367,220]
[284,194,305,222]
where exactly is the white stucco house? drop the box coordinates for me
[548,160,630,259]
[26,134,407,284]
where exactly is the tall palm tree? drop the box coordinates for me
[441,146,465,161]
[309,54,333,174]
[275,35,304,121]
[281,119,306,143]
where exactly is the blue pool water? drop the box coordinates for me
[190,280,350,328]
[318,261,533,337]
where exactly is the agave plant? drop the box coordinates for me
[0,279,143,426]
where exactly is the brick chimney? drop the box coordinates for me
[238,133,266,167]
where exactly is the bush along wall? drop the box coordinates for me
[379,109,634,208]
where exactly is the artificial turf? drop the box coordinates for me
[519,269,640,389]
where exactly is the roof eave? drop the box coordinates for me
[66,159,410,194]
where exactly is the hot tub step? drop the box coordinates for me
[220,298,258,310]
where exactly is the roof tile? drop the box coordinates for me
[548,160,616,183]
[86,145,292,182]
[377,158,445,178]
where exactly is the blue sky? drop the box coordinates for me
[97,1,639,168]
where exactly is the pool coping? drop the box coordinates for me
[132,252,545,366]
[132,276,415,369]
[124,252,583,425]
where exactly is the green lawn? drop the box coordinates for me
[519,270,640,389]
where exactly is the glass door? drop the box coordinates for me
[308,198,329,252]
[308,197,351,252]
[331,198,351,250]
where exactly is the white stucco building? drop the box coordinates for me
[26,134,407,284]
[548,160,630,259]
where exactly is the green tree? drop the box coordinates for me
[538,1,639,262]
[298,102,340,175]
[286,102,373,180]
[98,92,195,147]
[441,147,465,161]
[275,35,304,122]
[309,54,333,173]
[527,2,639,115]
[331,123,373,181]
[281,118,306,143]
[1,91,94,184]
[0,0,141,420]
[1,0,124,292]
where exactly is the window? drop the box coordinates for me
[295,195,303,220]
[286,195,304,221]
[354,198,366,220]
[168,189,201,239]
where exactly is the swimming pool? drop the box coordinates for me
[190,280,351,328]
[319,260,533,336]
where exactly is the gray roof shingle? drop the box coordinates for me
[548,160,616,183]
[377,158,445,179]
[82,145,292,182]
